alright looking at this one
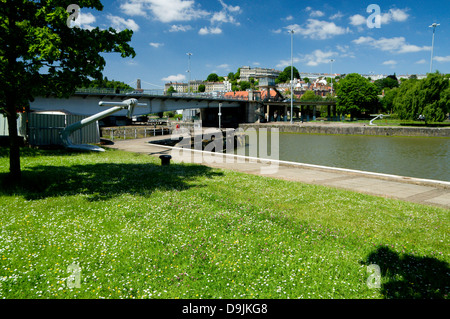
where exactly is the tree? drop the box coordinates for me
[300,90,322,101]
[374,76,399,94]
[276,66,300,84]
[239,81,251,91]
[393,72,450,122]
[206,73,219,82]
[235,68,241,79]
[381,88,398,113]
[227,72,235,81]
[84,76,133,90]
[335,73,379,120]
[167,86,177,94]
[0,1,135,181]
[198,84,206,93]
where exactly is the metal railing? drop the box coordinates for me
[75,88,250,101]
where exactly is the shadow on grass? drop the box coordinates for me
[0,161,222,201]
[363,246,449,299]
[0,147,86,158]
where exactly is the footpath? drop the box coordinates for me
[104,136,450,210]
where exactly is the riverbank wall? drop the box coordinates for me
[239,123,450,138]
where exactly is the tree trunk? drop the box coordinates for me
[6,103,21,183]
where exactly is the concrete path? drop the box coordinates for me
[104,137,450,210]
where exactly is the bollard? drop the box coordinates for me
[159,155,172,166]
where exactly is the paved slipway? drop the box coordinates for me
[104,136,450,210]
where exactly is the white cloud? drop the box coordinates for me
[169,24,192,32]
[336,45,355,58]
[72,11,97,30]
[305,6,325,18]
[120,0,241,30]
[106,14,140,31]
[310,10,325,18]
[276,57,300,68]
[149,42,164,48]
[353,36,431,54]
[199,26,222,35]
[217,63,230,69]
[350,8,409,29]
[415,59,427,64]
[287,19,349,40]
[218,0,241,13]
[301,50,336,67]
[382,8,409,24]
[126,59,138,66]
[349,14,366,26]
[285,15,294,21]
[330,12,344,20]
[210,0,241,25]
[121,0,209,23]
[162,74,186,82]
[434,56,450,63]
[120,1,147,17]
[272,29,282,34]
[383,60,397,66]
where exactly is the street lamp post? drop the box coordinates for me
[187,52,193,93]
[330,59,335,95]
[218,103,222,129]
[429,23,440,73]
[289,29,295,124]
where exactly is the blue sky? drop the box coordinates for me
[76,0,450,89]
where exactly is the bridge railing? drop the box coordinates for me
[75,88,250,101]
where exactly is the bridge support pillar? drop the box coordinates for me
[313,106,316,121]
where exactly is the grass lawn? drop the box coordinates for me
[0,148,448,299]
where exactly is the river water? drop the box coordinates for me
[240,133,450,182]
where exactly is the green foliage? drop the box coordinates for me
[227,72,235,81]
[239,81,251,91]
[276,66,300,84]
[84,76,133,90]
[374,76,399,94]
[380,88,398,113]
[206,73,219,82]
[166,86,176,94]
[324,93,337,102]
[0,0,135,178]
[198,84,206,93]
[335,73,379,118]
[163,111,175,118]
[300,90,322,101]
[393,72,450,122]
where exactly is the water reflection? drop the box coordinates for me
[245,133,450,182]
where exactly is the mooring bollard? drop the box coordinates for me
[159,155,172,166]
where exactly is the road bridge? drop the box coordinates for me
[29,88,337,126]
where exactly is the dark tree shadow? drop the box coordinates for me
[0,161,223,201]
[362,246,450,299]
[0,147,87,158]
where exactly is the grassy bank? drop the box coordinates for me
[0,148,448,299]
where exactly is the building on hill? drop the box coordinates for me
[240,66,282,81]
